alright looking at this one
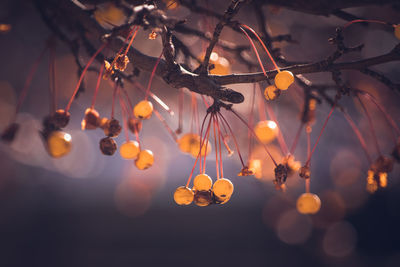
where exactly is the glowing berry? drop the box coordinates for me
[114,54,129,71]
[103,60,114,80]
[210,53,231,75]
[163,0,179,10]
[173,186,194,205]
[296,193,321,215]
[53,109,70,128]
[264,85,279,100]
[149,31,157,40]
[394,25,400,40]
[254,120,278,144]
[81,108,100,130]
[134,100,153,119]
[99,137,117,156]
[274,70,294,90]
[1,123,19,143]
[237,166,255,176]
[193,174,213,191]
[212,178,234,199]
[119,140,140,159]
[177,133,212,158]
[135,149,154,170]
[47,131,72,158]
[103,118,122,137]
[194,190,213,207]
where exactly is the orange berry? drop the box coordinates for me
[254,120,278,144]
[296,193,321,214]
[394,25,400,40]
[193,174,213,191]
[135,149,154,170]
[274,70,294,90]
[47,131,72,158]
[119,140,140,159]
[212,178,234,199]
[173,186,194,205]
[134,100,153,119]
[94,3,125,28]
[177,133,212,158]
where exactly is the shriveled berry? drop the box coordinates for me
[103,118,122,137]
[81,108,100,130]
[128,117,143,133]
[264,85,280,100]
[99,137,117,155]
[114,54,129,71]
[194,190,213,207]
[53,109,70,128]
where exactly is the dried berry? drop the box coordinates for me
[193,190,213,207]
[128,117,143,133]
[53,109,70,128]
[99,137,117,155]
[81,108,100,130]
[114,54,129,71]
[103,118,122,137]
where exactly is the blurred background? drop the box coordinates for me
[0,0,400,266]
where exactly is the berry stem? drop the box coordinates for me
[153,108,178,142]
[215,114,224,178]
[118,91,130,142]
[213,114,220,179]
[343,19,391,29]
[305,125,311,193]
[248,84,256,159]
[124,26,139,55]
[176,88,184,134]
[15,45,48,120]
[305,103,336,166]
[132,80,173,115]
[356,94,382,156]
[241,24,281,72]
[91,63,104,109]
[290,123,304,155]
[111,82,119,119]
[228,108,278,166]
[239,26,267,76]
[145,50,163,101]
[342,111,373,165]
[65,42,107,112]
[265,101,289,155]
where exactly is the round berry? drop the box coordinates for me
[135,149,154,170]
[134,100,153,119]
[99,137,117,156]
[177,133,211,158]
[119,140,140,159]
[194,190,213,207]
[47,131,72,158]
[254,120,278,144]
[264,85,279,100]
[274,70,294,90]
[193,174,213,191]
[296,193,321,214]
[173,186,194,205]
[81,108,100,130]
[212,178,234,199]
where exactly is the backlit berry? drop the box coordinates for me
[134,100,153,119]
[178,133,212,158]
[119,140,140,159]
[274,70,294,90]
[193,174,213,191]
[173,186,194,205]
[212,178,234,199]
[47,131,72,158]
[99,137,117,156]
[81,108,100,130]
[135,149,154,170]
[296,193,321,214]
[254,120,278,144]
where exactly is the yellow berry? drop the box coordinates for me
[199,52,231,75]
[274,70,294,90]
[194,190,213,207]
[212,178,234,199]
[296,193,321,215]
[178,133,211,158]
[135,149,154,170]
[394,25,400,40]
[173,186,194,205]
[47,131,72,158]
[119,141,140,159]
[264,85,278,100]
[254,120,278,144]
[193,174,213,191]
[134,100,153,119]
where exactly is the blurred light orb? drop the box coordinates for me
[276,209,313,244]
[296,193,321,215]
[254,120,278,144]
[323,221,357,258]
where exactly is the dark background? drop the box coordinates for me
[1,1,400,266]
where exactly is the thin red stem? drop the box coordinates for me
[289,123,304,155]
[239,26,267,76]
[91,64,104,109]
[215,114,224,178]
[265,101,289,155]
[145,50,163,100]
[111,82,119,119]
[343,19,391,29]
[213,115,220,179]
[66,42,107,112]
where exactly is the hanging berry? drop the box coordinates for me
[296,193,321,214]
